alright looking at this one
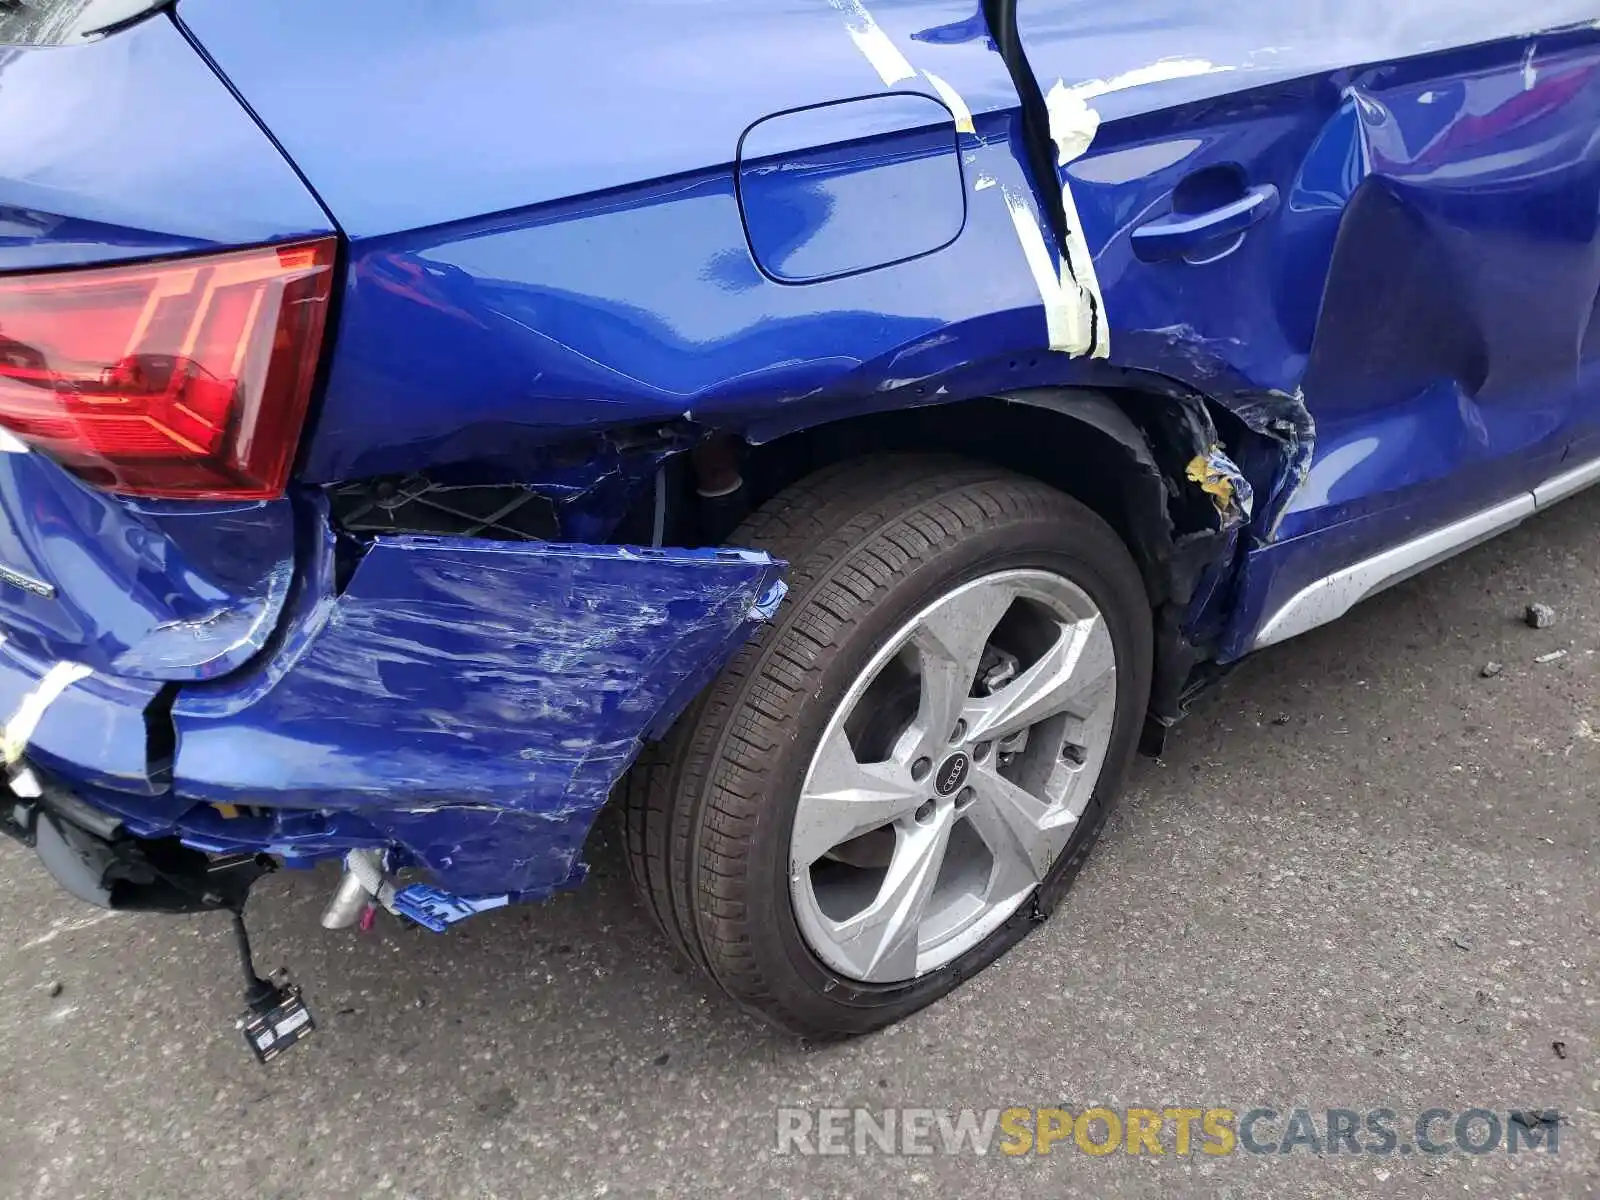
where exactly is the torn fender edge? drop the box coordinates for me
[168,507,786,897]
[1096,345,1318,545]
[980,0,1107,358]
[999,388,1243,739]
[1215,385,1315,541]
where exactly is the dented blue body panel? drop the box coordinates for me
[156,501,785,896]
[177,1,1600,627]
[1,2,1599,901]
[0,451,296,682]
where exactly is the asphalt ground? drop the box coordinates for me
[2,486,1597,1199]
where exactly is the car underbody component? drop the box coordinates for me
[389,885,511,932]
[2,760,313,1061]
[6,763,270,913]
[318,849,509,933]
[319,848,392,929]
[691,435,750,541]
[327,475,559,541]
[232,909,316,1064]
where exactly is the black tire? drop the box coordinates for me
[620,455,1152,1038]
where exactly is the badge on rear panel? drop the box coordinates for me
[0,562,53,598]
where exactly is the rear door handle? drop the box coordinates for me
[1131,184,1280,262]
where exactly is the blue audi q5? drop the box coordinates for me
[1,0,1598,1048]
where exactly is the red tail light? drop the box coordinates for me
[0,239,336,499]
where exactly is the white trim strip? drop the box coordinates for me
[830,0,916,86]
[919,70,976,134]
[1046,82,1111,359]
[3,661,93,764]
[825,5,1109,359]
[1000,186,1090,354]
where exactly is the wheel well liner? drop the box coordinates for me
[742,385,1249,735]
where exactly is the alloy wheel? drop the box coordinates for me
[789,568,1118,984]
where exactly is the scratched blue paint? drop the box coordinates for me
[164,499,785,896]
[0,2,1597,907]
[0,452,295,681]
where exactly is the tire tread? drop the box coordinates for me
[619,455,1145,1035]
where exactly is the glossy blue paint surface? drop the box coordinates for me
[299,121,1055,481]
[5,2,1600,909]
[174,0,1018,240]
[1014,0,1600,121]
[738,94,967,283]
[0,635,160,794]
[0,14,331,271]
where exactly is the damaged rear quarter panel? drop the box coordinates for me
[177,2,1600,724]
[182,0,1075,484]
[170,524,785,896]
[0,451,296,682]
[297,128,1062,483]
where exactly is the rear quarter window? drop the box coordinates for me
[0,0,164,45]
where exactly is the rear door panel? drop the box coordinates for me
[1012,4,1600,575]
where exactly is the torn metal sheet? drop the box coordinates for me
[1222,389,1314,540]
[1000,387,1237,729]
[1044,80,1110,359]
[999,183,1092,355]
[831,0,1102,359]
[1186,448,1255,526]
[0,639,161,795]
[168,516,786,897]
[974,81,1111,360]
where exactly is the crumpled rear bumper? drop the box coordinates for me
[0,643,161,797]
[9,510,785,902]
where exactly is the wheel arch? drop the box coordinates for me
[739,383,1252,740]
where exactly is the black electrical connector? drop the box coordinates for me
[231,908,316,1063]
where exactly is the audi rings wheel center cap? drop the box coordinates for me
[934,753,970,796]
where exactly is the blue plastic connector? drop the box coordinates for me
[391,884,510,932]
